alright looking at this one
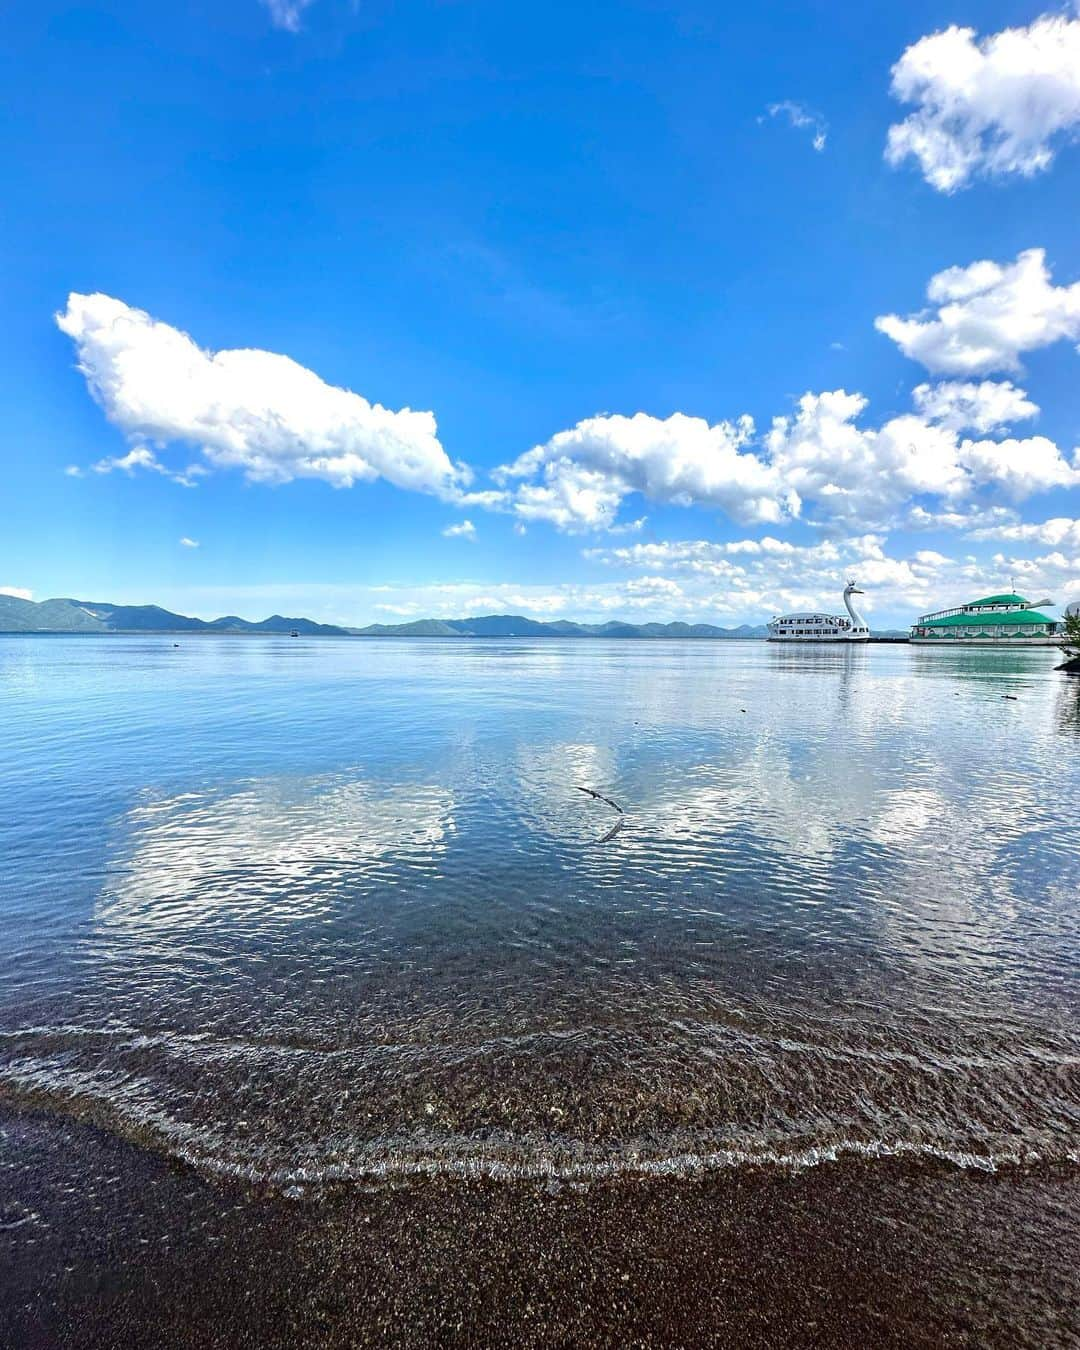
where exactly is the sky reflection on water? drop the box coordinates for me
[0,636,1077,1184]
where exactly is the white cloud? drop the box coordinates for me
[500,379,1078,536]
[56,291,1078,549]
[495,411,792,533]
[608,515,647,535]
[968,516,1080,547]
[107,446,165,475]
[81,445,204,487]
[180,537,200,549]
[766,389,1077,521]
[585,535,839,571]
[453,488,510,510]
[259,0,316,32]
[506,464,627,533]
[616,574,687,607]
[875,248,1080,374]
[583,529,1080,621]
[1,586,33,600]
[442,519,476,540]
[986,548,1080,606]
[764,391,970,526]
[961,435,1080,498]
[56,293,472,502]
[886,14,1080,192]
[906,503,1020,532]
[911,380,1038,433]
[766,101,828,151]
[493,254,1077,535]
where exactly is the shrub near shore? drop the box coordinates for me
[1058,612,1080,673]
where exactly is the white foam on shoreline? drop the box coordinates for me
[193,1137,1080,1189]
[2,1049,1077,1194]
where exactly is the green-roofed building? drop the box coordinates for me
[910,592,1062,646]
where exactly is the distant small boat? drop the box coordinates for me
[290,629,299,638]
[767,581,871,643]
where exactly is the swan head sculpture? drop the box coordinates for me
[842,580,869,632]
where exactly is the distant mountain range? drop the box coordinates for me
[0,595,349,636]
[355,615,771,638]
[0,594,773,638]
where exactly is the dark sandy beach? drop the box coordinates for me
[3,1108,1077,1349]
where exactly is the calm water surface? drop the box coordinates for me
[1,636,1077,1188]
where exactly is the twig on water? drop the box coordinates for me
[575,785,624,814]
[574,785,626,846]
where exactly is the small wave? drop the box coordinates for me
[204,1137,1080,1189]
[4,1019,1079,1071]
[2,1046,1077,1196]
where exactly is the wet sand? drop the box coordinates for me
[3,1108,1077,1349]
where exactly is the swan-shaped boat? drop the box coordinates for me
[767,581,870,642]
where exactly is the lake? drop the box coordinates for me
[1,635,1078,1345]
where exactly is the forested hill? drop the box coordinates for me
[0,595,772,638]
[0,595,349,635]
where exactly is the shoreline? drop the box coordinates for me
[3,1107,1077,1349]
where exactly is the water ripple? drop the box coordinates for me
[1,635,1077,1192]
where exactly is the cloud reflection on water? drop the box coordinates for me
[94,773,456,931]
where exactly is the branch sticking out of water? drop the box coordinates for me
[575,785,624,814]
[575,786,626,846]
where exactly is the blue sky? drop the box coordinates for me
[2,0,1079,627]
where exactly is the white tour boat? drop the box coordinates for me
[767,581,871,643]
